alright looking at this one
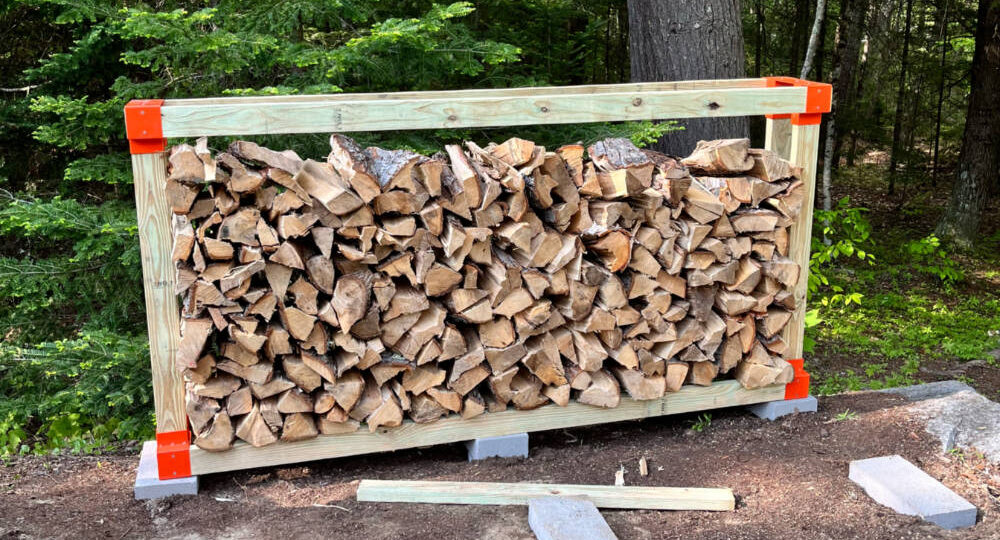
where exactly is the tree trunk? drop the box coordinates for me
[627,0,748,155]
[799,0,828,79]
[935,0,1000,248]
[815,0,829,81]
[618,3,629,82]
[820,0,869,211]
[846,37,869,167]
[754,0,765,78]
[828,0,871,172]
[931,0,950,182]
[790,0,810,75]
[887,0,914,195]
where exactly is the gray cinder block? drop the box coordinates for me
[134,441,199,500]
[747,396,817,421]
[465,433,528,461]
[528,497,618,540]
[849,455,977,529]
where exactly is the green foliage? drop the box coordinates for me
[903,235,964,284]
[0,331,152,454]
[804,197,875,352]
[63,154,133,185]
[810,197,876,302]
[833,409,857,422]
[688,413,712,433]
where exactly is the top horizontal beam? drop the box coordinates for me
[147,78,824,139]
[121,79,830,148]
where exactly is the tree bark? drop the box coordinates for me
[627,0,749,155]
[828,0,871,172]
[931,0,950,182]
[935,0,1000,248]
[799,0,828,79]
[846,37,869,167]
[815,0,829,81]
[790,0,811,75]
[887,0,915,195]
[820,0,869,211]
[754,0,766,77]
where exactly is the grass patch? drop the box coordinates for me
[806,165,1000,396]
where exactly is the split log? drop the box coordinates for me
[681,138,754,175]
[193,411,234,452]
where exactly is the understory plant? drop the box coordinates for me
[804,197,876,352]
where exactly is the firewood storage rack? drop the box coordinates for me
[125,76,830,480]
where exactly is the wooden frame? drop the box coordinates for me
[126,77,827,479]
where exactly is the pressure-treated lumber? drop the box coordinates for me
[132,152,186,433]
[166,79,767,107]
[158,84,809,137]
[356,480,735,511]
[783,123,820,358]
[187,380,783,474]
[764,117,793,161]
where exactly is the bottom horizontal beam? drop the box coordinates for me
[356,479,735,511]
[189,380,784,475]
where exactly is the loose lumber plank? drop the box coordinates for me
[356,480,735,511]
[187,380,782,474]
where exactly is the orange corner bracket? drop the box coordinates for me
[156,430,191,480]
[784,358,811,400]
[763,76,831,125]
[124,99,166,154]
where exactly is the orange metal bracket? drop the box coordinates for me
[763,76,831,125]
[784,358,811,400]
[156,430,191,480]
[124,99,166,154]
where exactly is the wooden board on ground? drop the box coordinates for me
[355,480,735,511]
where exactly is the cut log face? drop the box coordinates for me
[236,404,278,447]
[681,139,754,175]
[172,135,803,444]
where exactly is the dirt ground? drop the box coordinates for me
[3,392,1000,540]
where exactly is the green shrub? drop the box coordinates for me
[804,197,876,352]
[904,235,964,284]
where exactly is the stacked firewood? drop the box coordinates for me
[167,135,802,450]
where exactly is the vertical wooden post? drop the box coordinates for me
[783,122,821,358]
[131,151,186,434]
[764,117,792,159]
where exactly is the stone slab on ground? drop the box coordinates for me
[882,381,1000,461]
[747,396,817,421]
[849,455,977,529]
[528,497,618,540]
[134,441,199,500]
[465,433,529,461]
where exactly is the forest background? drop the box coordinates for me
[0,0,997,454]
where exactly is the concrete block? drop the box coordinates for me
[134,441,199,500]
[747,396,817,421]
[849,455,976,529]
[528,497,618,540]
[465,433,528,461]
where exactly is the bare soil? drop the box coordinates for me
[4,392,1000,539]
